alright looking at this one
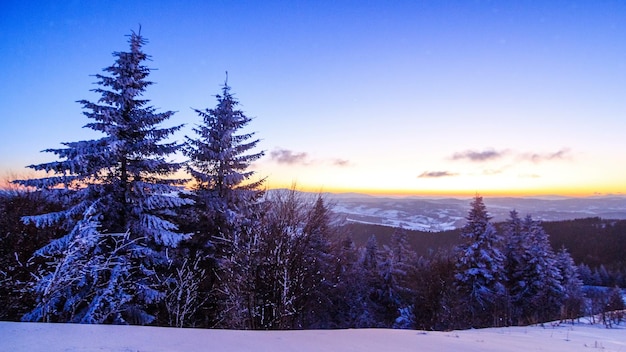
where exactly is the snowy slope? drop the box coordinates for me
[1,320,625,352]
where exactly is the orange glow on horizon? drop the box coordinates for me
[264,181,624,198]
[3,169,623,199]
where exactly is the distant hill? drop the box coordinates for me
[270,190,626,272]
[320,192,626,231]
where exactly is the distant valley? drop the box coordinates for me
[323,193,626,231]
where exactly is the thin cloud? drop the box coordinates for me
[270,148,349,167]
[451,149,506,162]
[418,171,458,178]
[332,159,351,167]
[521,148,571,163]
[450,148,572,164]
[270,148,309,165]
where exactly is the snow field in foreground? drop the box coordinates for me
[1,319,625,352]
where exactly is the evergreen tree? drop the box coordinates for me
[298,196,336,328]
[504,210,528,325]
[361,235,380,274]
[328,235,367,328]
[454,195,507,328]
[576,263,595,285]
[379,227,417,328]
[412,253,457,331]
[0,188,63,321]
[521,215,563,323]
[16,30,190,324]
[183,77,265,246]
[182,78,265,327]
[356,235,393,327]
[505,212,564,324]
[555,246,584,321]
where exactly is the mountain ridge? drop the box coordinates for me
[265,190,626,231]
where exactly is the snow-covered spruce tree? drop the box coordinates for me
[16,30,190,324]
[297,195,337,328]
[355,235,393,328]
[555,246,584,321]
[0,184,63,321]
[454,195,507,328]
[515,215,564,324]
[183,78,265,246]
[503,210,527,325]
[412,253,458,331]
[329,235,368,328]
[182,78,265,328]
[379,227,418,328]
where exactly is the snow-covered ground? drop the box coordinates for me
[1,319,625,352]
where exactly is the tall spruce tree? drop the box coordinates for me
[298,196,336,328]
[380,227,417,328]
[505,212,564,324]
[454,195,507,328]
[356,235,392,327]
[16,30,190,324]
[184,78,265,246]
[329,235,366,328]
[519,215,564,324]
[504,209,527,325]
[182,78,265,328]
[555,246,584,321]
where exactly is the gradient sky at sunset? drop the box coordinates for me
[1,1,625,197]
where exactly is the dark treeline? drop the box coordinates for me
[346,218,626,287]
[1,30,624,330]
[543,218,626,287]
[342,223,461,257]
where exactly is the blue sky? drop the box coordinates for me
[2,1,626,196]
